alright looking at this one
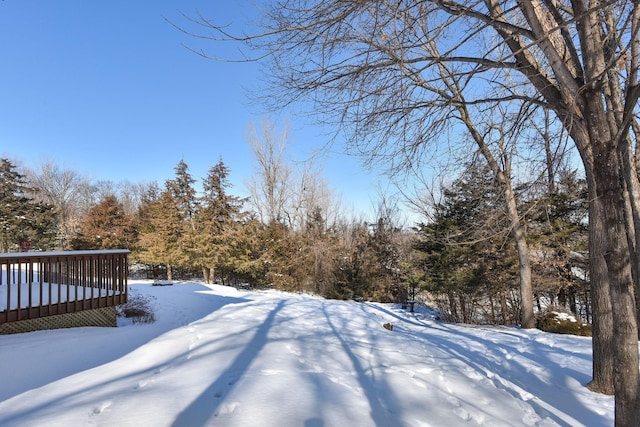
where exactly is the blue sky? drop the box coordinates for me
[0,1,396,219]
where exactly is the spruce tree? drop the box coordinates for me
[0,158,56,252]
[526,170,589,317]
[414,163,518,323]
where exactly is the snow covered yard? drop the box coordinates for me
[0,281,614,426]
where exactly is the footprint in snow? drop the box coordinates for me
[214,401,239,416]
[284,343,301,356]
[188,333,202,351]
[462,367,484,381]
[454,407,471,421]
[134,379,150,389]
[154,365,168,375]
[410,376,428,389]
[446,394,461,407]
[91,400,112,416]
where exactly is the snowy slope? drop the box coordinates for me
[0,281,614,426]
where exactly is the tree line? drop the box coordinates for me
[2,133,588,323]
[0,150,409,302]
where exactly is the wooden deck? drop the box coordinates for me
[0,250,129,325]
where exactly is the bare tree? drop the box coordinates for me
[25,161,93,250]
[295,160,343,231]
[186,1,640,422]
[246,118,341,230]
[245,119,293,225]
[116,180,154,216]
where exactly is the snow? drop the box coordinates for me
[0,281,614,426]
[552,311,578,322]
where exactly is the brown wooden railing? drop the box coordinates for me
[0,250,129,325]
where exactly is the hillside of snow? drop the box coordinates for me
[0,281,614,426]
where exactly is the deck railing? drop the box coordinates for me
[0,250,129,325]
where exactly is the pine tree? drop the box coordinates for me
[414,163,519,323]
[526,170,589,318]
[0,158,56,252]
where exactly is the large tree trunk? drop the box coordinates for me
[591,140,639,425]
[633,124,640,331]
[619,138,640,336]
[587,189,615,395]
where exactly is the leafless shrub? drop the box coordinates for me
[117,288,156,324]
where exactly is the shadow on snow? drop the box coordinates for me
[364,303,608,427]
[171,299,286,426]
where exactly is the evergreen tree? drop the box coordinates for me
[72,195,137,250]
[525,170,589,318]
[302,205,339,296]
[135,160,198,278]
[257,221,299,291]
[165,159,197,222]
[366,215,404,302]
[0,158,56,252]
[194,158,247,284]
[24,202,57,251]
[332,221,377,300]
[414,163,519,323]
[135,189,184,281]
[222,216,264,286]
